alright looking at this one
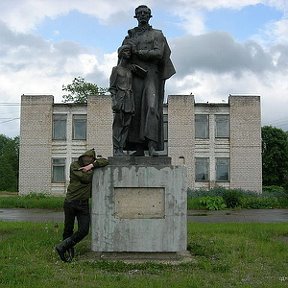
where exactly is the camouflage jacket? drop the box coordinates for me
[65,149,108,201]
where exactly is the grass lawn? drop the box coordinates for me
[1,221,288,287]
[0,193,64,210]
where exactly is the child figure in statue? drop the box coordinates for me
[109,44,147,156]
[109,44,134,156]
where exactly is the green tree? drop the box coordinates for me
[262,126,288,186]
[0,134,19,191]
[62,76,107,104]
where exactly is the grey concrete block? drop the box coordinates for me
[91,163,187,252]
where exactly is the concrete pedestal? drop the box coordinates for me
[91,156,187,252]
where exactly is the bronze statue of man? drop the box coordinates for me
[121,5,176,156]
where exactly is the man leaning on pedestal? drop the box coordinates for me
[55,149,108,262]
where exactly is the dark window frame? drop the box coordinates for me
[72,114,87,140]
[195,114,209,139]
[52,114,67,140]
[195,157,209,182]
[215,114,230,138]
[216,157,230,182]
[52,158,66,183]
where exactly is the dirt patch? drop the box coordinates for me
[276,235,288,243]
[0,192,18,197]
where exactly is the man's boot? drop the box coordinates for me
[67,247,75,262]
[55,238,75,262]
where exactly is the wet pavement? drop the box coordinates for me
[188,209,288,223]
[0,208,63,222]
[0,208,287,223]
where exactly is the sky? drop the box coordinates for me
[0,0,288,137]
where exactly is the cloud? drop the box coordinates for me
[171,32,285,77]
[160,0,287,11]
[157,0,288,37]
[264,18,288,45]
[0,19,113,137]
[0,19,109,79]
[0,0,143,33]
[2,0,286,33]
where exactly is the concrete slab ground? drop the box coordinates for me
[77,251,195,265]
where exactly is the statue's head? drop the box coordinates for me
[117,44,131,59]
[134,5,152,24]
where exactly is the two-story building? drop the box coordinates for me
[19,94,262,195]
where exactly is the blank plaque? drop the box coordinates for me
[114,187,165,219]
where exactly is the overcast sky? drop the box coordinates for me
[0,0,288,137]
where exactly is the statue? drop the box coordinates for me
[111,5,175,156]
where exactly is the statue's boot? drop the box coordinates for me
[55,237,75,262]
[131,146,145,156]
[114,148,125,156]
[148,141,159,157]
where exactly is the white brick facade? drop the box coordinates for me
[229,96,262,192]
[19,95,54,194]
[19,94,262,195]
[87,96,113,158]
[168,95,195,187]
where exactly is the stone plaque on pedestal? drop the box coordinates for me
[91,156,187,252]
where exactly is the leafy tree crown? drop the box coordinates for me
[62,76,107,104]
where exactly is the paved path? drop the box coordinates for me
[188,209,288,223]
[0,208,288,223]
[0,208,63,222]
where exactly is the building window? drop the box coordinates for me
[163,114,168,142]
[216,158,230,181]
[163,114,168,155]
[53,114,67,140]
[195,114,209,139]
[73,114,87,140]
[195,157,209,181]
[155,114,168,156]
[52,158,66,182]
[215,115,229,138]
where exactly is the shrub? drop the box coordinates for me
[240,196,279,209]
[222,190,242,208]
[187,197,206,210]
[188,187,227,198]
[263,185,285,194]
[187,187,288,209]
[262,185,288,198]
[199,196,226,210]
